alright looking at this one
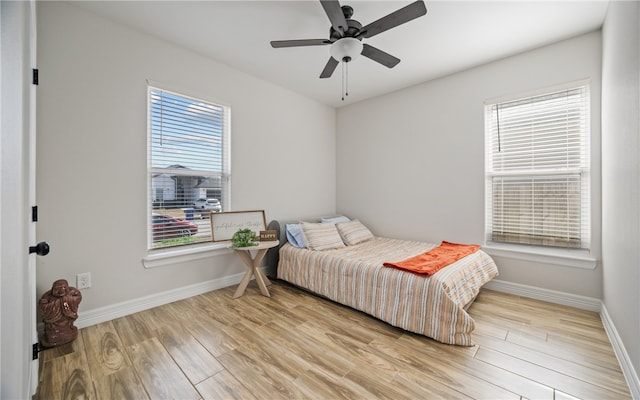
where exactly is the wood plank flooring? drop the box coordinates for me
[34,281,631,400]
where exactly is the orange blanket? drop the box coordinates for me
[383,241,481,276]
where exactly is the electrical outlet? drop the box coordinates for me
[77,272,91,289]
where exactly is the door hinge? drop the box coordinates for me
[32,206,38,222]
[32,342,40,360]
[32,69,39,85]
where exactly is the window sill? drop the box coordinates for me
[143,242,233,269]
[482,243,597,270]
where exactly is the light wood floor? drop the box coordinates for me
[34,280,631,400]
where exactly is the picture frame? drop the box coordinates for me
[211,210,266,242]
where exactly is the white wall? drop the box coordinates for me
[35,2,335,311]
[336,32,603,298]
[601,0,640,384]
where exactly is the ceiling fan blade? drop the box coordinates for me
[271,39,331,48]
[357,0,427,39]
[320,0,348,37]
[361,44,400,68]
[319,57,339,78]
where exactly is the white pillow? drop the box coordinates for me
[301,222,345,251]
[321,215,350,224]
[336,219,374,246]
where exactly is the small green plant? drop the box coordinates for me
[155,236,197,248]
[231,228,257,247]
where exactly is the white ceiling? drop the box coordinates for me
[70,0,609,107]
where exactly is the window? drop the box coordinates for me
[485,84,590,249]
[148,86,230,249]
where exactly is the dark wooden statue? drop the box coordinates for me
[39,279,82,347]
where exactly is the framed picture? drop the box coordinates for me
[210,210,266,242]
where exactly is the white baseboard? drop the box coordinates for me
[483,279,601,312]
[600,304,640,399]
[485,279,639,398]
[75,271,245,329]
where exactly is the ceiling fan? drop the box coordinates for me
[270,0,427,79]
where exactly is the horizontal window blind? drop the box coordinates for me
[485,85,590,249]
[148,87,230,250]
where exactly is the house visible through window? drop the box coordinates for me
[485,84,590,249]
[148,86,230,249]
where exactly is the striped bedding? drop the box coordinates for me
[277,237,499,346]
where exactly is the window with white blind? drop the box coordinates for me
[485,84,590,249]
[148,86,230,250]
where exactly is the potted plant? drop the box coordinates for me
[231,228,257,248]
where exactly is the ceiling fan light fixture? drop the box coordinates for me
[330,37,363,62]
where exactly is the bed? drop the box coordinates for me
[266,218,499,346]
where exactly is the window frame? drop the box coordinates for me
[146,82,231,254]
[483,80,595,268]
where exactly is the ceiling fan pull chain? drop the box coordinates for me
[345,62,349,98]
[341,61,345,101]
[341,61,350,101]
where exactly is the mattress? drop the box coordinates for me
[277,237,499,346]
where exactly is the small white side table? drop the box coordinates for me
[232,240,279,299]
